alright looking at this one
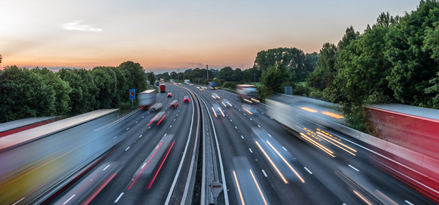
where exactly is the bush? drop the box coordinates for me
[293,84,311,96]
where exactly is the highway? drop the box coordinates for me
[184,84,434,205]
[2,83,436,205]
[46,83,200,205]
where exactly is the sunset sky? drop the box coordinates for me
[1,0,419,73]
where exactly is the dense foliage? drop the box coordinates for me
[303,0,439,130]
[0,61,147,122]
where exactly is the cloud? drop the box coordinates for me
[61,21,102,32]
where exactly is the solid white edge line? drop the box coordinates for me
[125,147,130,151]
[103,164,110,171]
[164,89,196,205]
[304,167,313,174]
[200,98,230,205]
[249,148,253,153]
[62,194,75,205]
[114,192,124,203]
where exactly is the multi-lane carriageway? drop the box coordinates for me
[7,83,435,205]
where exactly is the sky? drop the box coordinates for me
[1,0,420,73]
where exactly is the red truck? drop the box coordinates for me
[160,84,166,93]
[366,104,439,203]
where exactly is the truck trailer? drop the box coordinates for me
[160,84,166,93]
[138,89,157,109]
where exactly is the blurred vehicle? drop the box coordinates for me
[211,93,220,99]
[211,104,225,117]
[366,104,439,203]
[160,78,164,82]
[209,81,217,90]
[150,102,162,111]
[236,84,258,103]
[138,89,156,110]
[183,96,190,103]
[221,99,232,107]
[160,84,166,93]
[167,93,172,97]
[242,104,257,115]
[196,86,200,89]
[199,87,204,92]
[169,100,178,108]
[148,111,166,126]
[170,79,174,83]
[184,79,190,84]
[155,81,160,86]
[178,83,182,85]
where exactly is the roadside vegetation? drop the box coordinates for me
[0,61,147,123]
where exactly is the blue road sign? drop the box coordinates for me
[129,89,135,100]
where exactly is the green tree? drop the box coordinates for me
[31,67,72,115]
[147,72,155,85]
[385,0,439,105]
[261,63,293,96]
[119,61,147,93]
[92,67,117,109]
[0,66,56,122]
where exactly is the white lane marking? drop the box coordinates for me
[164,133,167,137]
[249,148,253,153]
[250,118,252,121]
[125,147,130,151]
[244,113,246,115]
[226,114,229,116]
[348,164,359,172]
[268,134,272,137]
[405,200,414,205]
[142,116,145,118]
[241,135,244,139]
[170,125,172,128]
[235,126,237,129]
[174,119,176,121]
[139,135,142,138]
[177,114,179,116]
[63,194,76,204]
[148,126,151,129]
[103,165,110,171]
[304,167,313,174]
[136,121,138,123]
[114,192,124,203]
[126,128,129,130]
[12,197,25,205]
[262,170,268,177]
[141,163,146,168]
[257,125,261,128]
[230,119,232,122]
[262,112,264,114]
[282,147,287,151]
[113,136,117,139]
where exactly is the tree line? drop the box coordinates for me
[297,0,439,130]
[0,61,147,123]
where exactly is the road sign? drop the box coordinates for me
[284,86,293,95]
[129,89,135,100]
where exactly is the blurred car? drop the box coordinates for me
[167,93,172,97]
[178,83,182,85]
[199,88,204,92]
[221,99,232,107]
[242,104,257,115]
[183,96,190,103]
[190,84,194,86]
[150,103,163,111]
[196,86,200,89]
[202,86,208,90]
[169,100,178,108]
[212,93,220,99]
[148,111,166,126]
[211,104,225,117]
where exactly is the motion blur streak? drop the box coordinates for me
[147,141,175,189]
[375,189,398,205]
[243,108,253,115]
[300,107,317,113]
[212,107,217,118]
[249,169,268,205]
[353,190,372,205]
[299,133,335,157]
[317,132,356,156]
[251,98,260,102]
[81,173,117,205]
[148,116,158,126]
[266,141,305,183]
[219,108,225,117]
[233,170,245,205]
[321,111,344,119]
[157,115,166,125]
[255,141,288,184]
[128,143,163,190]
